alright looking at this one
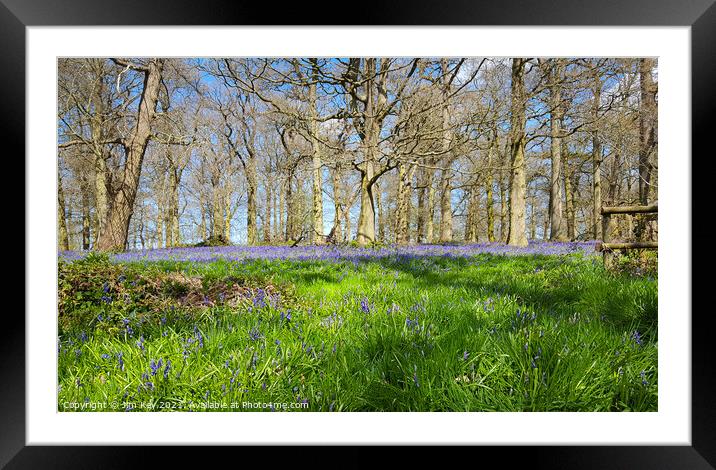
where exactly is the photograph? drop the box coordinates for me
[56,56,659,413]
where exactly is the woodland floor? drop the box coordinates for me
[57,244,657,412]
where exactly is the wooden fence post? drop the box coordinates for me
[602,212,613,268]
[599,204,658,269]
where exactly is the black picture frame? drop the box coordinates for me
[5,0,712,467]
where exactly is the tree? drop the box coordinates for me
[507,58,529,247]
[96,58,165,251]
[547,58,568,241]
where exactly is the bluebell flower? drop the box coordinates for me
[163,360,171,379]
[150,359,162,376]
[194,326,204,348]
[249,327,262,341]
[631,331,643,346]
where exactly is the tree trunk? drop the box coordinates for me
[499,169,508,243]
[565,167,578,241]
[223,180,232,242]
[199,192,207,242]
[438,59,454,243]
[344,186,352,242]
[529,189,537,240]
[507,58,529,247]
[549,59,568,241]
[81,179,91,250]
[355,59,379,247]
[485,135,496,242]
[638,58,657,206]
[138,208,146,249]
[165,164,180,247]
[285,168,296,241]
[356,160,376,246]
[93,151,108,246]
[278,178,285,242]
[465,188,479,242]
[376,181,384,241]
[96,59,164,251]
[264,178,272,243]
[246,158,258,245]
[637,58,657,241]
[58,168,70,251]
[438,168,454,243]
[331,164,344,242]
[308,59,325,244]
[155,199,164,248]
[272,183,278,241]
[90,60,109,243]
[592,69,603,240]
[426,178,436,243]
[211,176,223,239]
[395,163,414,244]
[416,167,429,243]
[172,169,182,245]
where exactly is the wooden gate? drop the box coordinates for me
[595,204,658,266]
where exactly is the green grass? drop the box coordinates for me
[57,252,657,412]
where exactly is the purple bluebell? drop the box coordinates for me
[249,327,262,341]
[150,359,162,376]
[631,331,643,346]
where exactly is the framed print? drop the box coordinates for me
[6,0,713,467]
